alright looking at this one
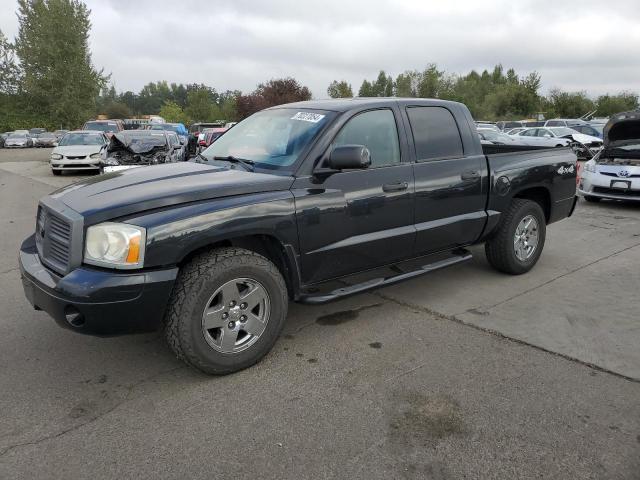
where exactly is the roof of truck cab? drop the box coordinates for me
[269,97,465,113]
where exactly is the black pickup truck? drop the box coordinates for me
[19,99,578,374]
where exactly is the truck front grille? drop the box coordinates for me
[35,202,82,275]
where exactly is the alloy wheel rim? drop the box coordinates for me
[513,215,539,261]
[201,277,270,354]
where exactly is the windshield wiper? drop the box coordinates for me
[213,155,255,172]
[195,153,209,163]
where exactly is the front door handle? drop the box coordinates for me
[382,182,409,192]
[460,170,480,181]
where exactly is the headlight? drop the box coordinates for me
[51,153,62,160]
[90,152,101,159]
[583,161,596,173]
[104,157,119,166]
[84,223,146,269]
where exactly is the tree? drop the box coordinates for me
[547,89,595,118]
[236,78,312,119]
[184,88,216,122]
[102,102,131,119]
[327,80,353,98]
[358,79,374,97]
[15,0,106,128]
[0,30,21,95]
[159,100,189,124]
[596,92,639,117]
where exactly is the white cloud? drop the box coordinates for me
[1,0,639,97]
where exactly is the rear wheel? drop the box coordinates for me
[164,247,288,374]
[485,199,546,275]
[584,195,601,203]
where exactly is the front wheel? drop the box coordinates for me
[485,199,546,275]
[584,195,601,203]
[164,247,288,374]
[52,169,61,176]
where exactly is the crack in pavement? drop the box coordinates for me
[0,365,185,459]
[369,290,640,385]
[482,240,640,312]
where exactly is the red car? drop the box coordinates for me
[198,127,228,152]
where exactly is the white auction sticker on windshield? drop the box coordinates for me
[291,112,325,123]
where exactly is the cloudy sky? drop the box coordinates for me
[1,0,639,97]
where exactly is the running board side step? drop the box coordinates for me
[298,250,472,304]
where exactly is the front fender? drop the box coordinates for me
[123,191,299,268]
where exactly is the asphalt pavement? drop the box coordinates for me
[0,148,639,479]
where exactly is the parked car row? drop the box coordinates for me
[479,123,604,160]
[490,117,607,139]
[48,128,188,175]
[1,128,69,148]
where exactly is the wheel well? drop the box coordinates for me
[514,187,550,223]
[178,235,296,299]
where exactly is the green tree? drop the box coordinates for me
[0,30,21,94]
[159,100,189,124]
[184,88,216,122]
[15,0,106,128]
[327,80,353,98]
[358,79,374,97]
[102,101,131,119]
[596,92,639,117]
[547,89,595,118]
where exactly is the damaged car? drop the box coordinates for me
[579,110,640,202]
[101,130,180,173]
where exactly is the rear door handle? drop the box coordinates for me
[382,182,409,192]
[460,170,480,181]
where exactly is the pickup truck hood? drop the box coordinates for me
[50,162,294,224]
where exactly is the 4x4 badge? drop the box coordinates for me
[557,165,575,175]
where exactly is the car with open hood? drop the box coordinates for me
[579,110,640,202]
[101,130,180,173]
[49,130,108,175]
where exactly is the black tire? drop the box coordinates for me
[584,195,601,203]
[164,247,288,374]
[485,199,546,275]
[52,169,61,176]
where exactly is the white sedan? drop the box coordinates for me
[515,127,602,158]
[50,131,108,175]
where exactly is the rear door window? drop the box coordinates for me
[406,106,463,161]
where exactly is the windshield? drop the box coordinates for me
[200,108,335,168]
[549,127,577,137]
[148,124,181,133]
[8,133,27,139]
[84,121,118,132]
[59,133,104,146]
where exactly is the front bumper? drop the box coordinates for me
[51,158,101,170]
[19,234,178,336]
[578,170,640,201]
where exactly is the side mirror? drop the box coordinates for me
[544,134,552,138]
[53,142,58,147]
[326,145,371,170]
